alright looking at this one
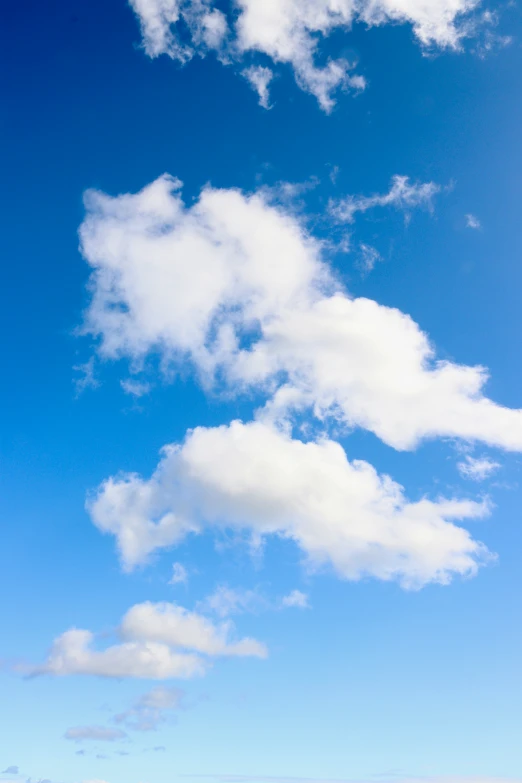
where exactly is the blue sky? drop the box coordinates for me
[1,1,522,783]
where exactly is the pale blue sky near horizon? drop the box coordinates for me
[1,1,522,782]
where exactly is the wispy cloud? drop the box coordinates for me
[465,213,481,229]
[64,725,127,742]
[330,175,440,223]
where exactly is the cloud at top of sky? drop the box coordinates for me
[128,0,491,110]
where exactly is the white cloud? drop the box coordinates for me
[73,357,99,396]
[31,629,204,680]
[199,585,267,617]
[80,174,522,454]
[114,686,184,731]
[89,419,491,588]
[329,175,440,223]
[357,243,381,275]
[169,561,188,584]
[64,726,127,742]
[29,600,265,680]
[281,590,310,609]
[465,212,481,229]
[242,65,274,108]
[457,454,500,481]
[121,378,152,397]
[128,0,483,110]
[120,601,267,657]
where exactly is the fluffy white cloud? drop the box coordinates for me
[120,601,267,657]
[32,629,204,680]
[80,174,522,453]
[89,419,491,587]
[114,686,184,731]
[127,0,486,109]
[64,726,127,742]
[127,0,484,109]
[457,454,500,481]
[30,600,265,679]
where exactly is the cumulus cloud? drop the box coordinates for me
[89,419,491,587]
[2,768,19,775]
[120,601,267,657]
[127,0,486,109]
[457,455,500,481]
[115,686,185,731]
[28,600,265,680]
[80,174,522,454]
[30,629,204,680]
[64,726,127,742]
[329,175,440,223]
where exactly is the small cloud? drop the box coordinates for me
[2,767,19,775]
[329,165,340,184]
[330,175,440,224]
[169,562,188,586]
[357,243,382,275]
[120,378,151,398]
[242,66,274,109]
[281,590,310,609]
[64,726,127,742]
[465,213,481,229]
[114,686,185,732]
[457,455,500,481]
[153,746,166,752]
[73,357,99,396]
[199,585,267,618]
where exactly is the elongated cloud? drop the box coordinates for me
[329,175,440,223]
[129,0,483,109]
[30,600,265,680]
[80,174,522,452]
[89,419,491,587]
[64,726,127,742]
